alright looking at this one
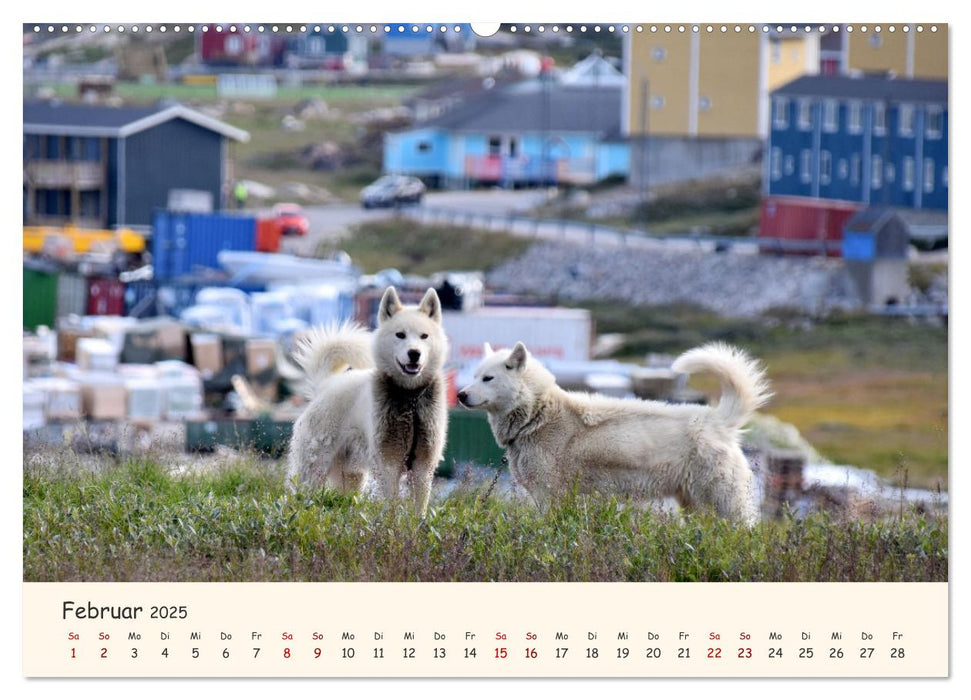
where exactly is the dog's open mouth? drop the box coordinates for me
[399,361,422,376]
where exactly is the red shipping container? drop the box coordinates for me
[759,195,862,257]
[256,218,282,253]
[87,277,126,316]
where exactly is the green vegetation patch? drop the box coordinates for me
[322,218,534,275]
[24,455,947,582]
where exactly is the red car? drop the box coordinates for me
[271,203,310,236]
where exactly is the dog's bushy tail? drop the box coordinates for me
[292,321,373,397]
[672,343,772,429]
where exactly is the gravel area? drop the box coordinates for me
[488,241,944,318]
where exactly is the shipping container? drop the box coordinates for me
[23,266,58,331]
[442,307,593,367]
[152,211,257,280]
[87,277,126,316]
[56,271,88,320]
[441,411,506,476]
[758,195,862,257]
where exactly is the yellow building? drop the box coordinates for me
[623,26,820,139]
[844,24,947,79]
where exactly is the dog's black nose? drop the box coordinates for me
[408,349,421,362]
[457,391,468,405]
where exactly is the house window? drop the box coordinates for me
[926,106,943,139]
[770,147,782,180]
[822,100,838,132]
[797,99,812,131]
[699,96,711,111]
[488,136,502,156]
[902,156,915,191]
[784,155,795,176]
[873,102,887,135]
[82,137,101,162]
[799,149,812,184]
[923,158,935,193]
[847,102,863,134]
[820,151,832,185]
[850,154,861,185]
[416,141,431,153]
[885,162,896,184]
[899,104,915,137]
[507,138,519,158]
[651,95,665,109]
[773,97,789,129]
[45,135,62,159]
[771,40,781,64]
[652,46,667,61]
[837,158,849,180]
[871,155,883,189]
[869,33,883,48]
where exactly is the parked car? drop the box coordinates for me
[360,175,426,209]
[271,203,310,236]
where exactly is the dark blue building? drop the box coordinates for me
[23,102,249,228]
[766,75,947,211]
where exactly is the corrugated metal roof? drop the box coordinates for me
[772,74,947,103]
[421,83,622,136]
[23,101,250,141]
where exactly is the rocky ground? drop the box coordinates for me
[487,240,947,318]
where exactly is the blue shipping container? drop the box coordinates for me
[152,211,257,280]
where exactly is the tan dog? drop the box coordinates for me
[458,341,770,524]
[286,287,448,515]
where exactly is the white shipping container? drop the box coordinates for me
[442,307,593,367]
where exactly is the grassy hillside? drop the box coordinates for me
[320,218,534,275]
[24,456,946,583]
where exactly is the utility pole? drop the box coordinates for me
[639,77,650,229]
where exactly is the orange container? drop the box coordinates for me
[256,218,282,253]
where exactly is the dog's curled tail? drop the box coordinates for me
[672,343,772,429]
[293,321,373,396]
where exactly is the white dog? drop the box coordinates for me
[286,287,448,515]
[457,341,770,524]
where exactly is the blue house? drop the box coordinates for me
[384,82,630,188]
[766,75,947,211]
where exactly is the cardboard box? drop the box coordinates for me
[245,338,277,376]
[122,318,187,364]
[56,326,96,363]
[80,376,127,420]
[190,333,223,379]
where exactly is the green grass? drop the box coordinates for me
[320,218,534,275]
[27,81,419,106]
[583,303,948,489]
[23,455,947,582]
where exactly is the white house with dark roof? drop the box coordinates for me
[23,101,249,227]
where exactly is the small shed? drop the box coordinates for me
[842,207,910,260]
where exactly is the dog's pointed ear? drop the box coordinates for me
[482,342,494,356]
[418,288,442,323]
[507,341,528,372]
[378,287,403,324]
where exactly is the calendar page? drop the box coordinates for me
[18,7,953,691]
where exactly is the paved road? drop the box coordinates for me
[278,189,549,257]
